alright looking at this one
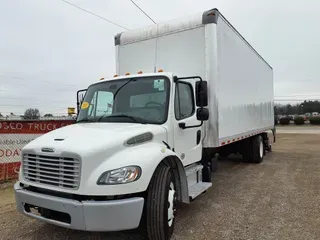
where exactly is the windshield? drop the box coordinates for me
[77,76,170,124]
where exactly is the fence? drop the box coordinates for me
[0,120,75,182]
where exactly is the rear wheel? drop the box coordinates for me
[251,135,264,163]
[145,163,177,240]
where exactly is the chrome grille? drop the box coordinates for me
[22,154,80,189]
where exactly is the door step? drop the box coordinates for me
[185,164,203,177]
[189,182,212,200]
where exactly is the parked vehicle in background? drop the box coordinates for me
[14,8,275,240]
[312,112,319,116]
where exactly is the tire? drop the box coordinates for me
[251,135,264,164]
[145,162,177,240]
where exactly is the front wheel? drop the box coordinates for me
[145,163,177,240]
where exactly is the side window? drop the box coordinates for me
[174,82,195,120]
[88,91,113,117]
[95,91,113,116]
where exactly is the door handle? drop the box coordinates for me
[196,130,201,144]
[178,122,186,129]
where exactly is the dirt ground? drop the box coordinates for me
[1,133,320,240]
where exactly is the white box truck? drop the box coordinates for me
[14,8,274,240]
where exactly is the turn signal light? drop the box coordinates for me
[158,69,164,72]
[125,72,130,75]
[138,71,143,74]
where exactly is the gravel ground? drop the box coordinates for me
[1,133,320,240]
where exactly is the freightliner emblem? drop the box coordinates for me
[41,148,55,153]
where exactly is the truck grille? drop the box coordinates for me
[22,154,80,189]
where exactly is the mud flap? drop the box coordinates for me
[272,127,276,143]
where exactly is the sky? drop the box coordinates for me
[1,0,320,116]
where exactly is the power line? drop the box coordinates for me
[0,102,75,108]
[0,82,77,93]
[129,0,156,24]
[0,96,73,103]
[0,74,23,80]
[0,74,78,89]
[60,0,130,30]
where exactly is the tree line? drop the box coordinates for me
[0,108,53,120]
[274,100,320,115]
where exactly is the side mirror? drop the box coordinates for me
[197,108,209,121]
[195,81,208,107]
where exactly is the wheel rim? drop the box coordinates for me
[259,140,264,158]
[167,182,176,227]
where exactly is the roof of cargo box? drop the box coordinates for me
[115,8,272,69]
[115,9,218,46]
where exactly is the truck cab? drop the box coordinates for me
[15,72,210,239]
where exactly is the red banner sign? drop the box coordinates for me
[0,120,75,134]
[0,120,75,182]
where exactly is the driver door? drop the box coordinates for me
[173,79,202,166]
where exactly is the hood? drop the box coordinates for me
[23,122,167,157]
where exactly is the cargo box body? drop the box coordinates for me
[115,9,274,148]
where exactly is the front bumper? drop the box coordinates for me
[14,182,144,231]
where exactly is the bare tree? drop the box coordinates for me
[44,113,53,117]
[24,108,40,120]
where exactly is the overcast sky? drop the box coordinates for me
[1,0,320,115]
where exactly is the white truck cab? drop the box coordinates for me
[15,9,274,240]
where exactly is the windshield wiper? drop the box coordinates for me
[95,78,137,123]
[113,78,136,100]
[99,114,146,124]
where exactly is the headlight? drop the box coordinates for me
[97,166,141,185]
